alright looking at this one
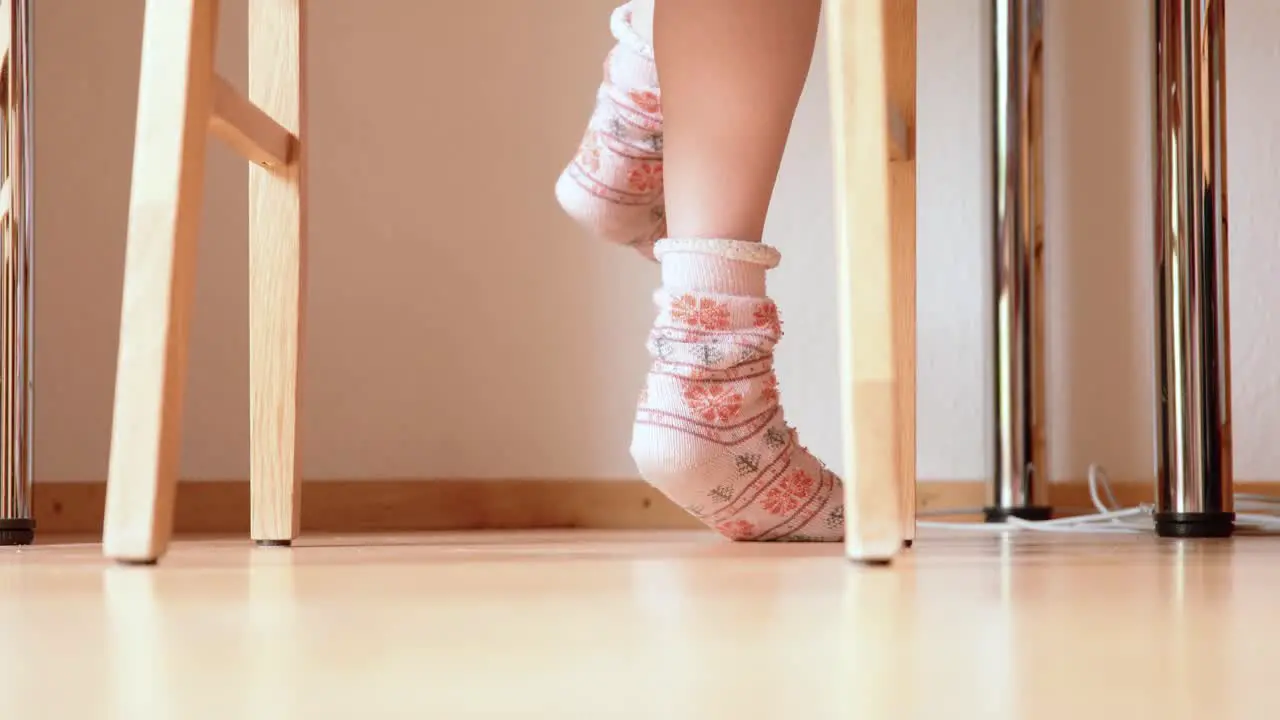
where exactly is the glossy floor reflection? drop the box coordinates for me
[1,530,1278,719]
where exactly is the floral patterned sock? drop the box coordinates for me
[630,238,845,541]
[554,2,665,260]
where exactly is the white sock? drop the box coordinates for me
[554,3,665,259]
[630,238,845,541]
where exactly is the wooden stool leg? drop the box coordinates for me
[248,0,307,544]
[885,1,917,547]
[104,0,219,563]
[827,0,906,564]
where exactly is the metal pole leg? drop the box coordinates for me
[1152,0,1233,538]
[988,0,1051,523]
[0,0,34,546]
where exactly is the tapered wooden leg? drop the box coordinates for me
[827,0,904,564]
[885,1,917,547]
[103,0,219,563]
[248,0,307,544]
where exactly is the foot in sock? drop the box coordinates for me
[554,2,665,260]
[630,238,845,541]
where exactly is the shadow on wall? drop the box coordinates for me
[1045,0,1153,482]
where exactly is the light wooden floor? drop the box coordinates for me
[3,529,1279,719]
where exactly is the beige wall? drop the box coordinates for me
[30,0,1280,485]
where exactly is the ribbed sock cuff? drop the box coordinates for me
[654,238,780,296]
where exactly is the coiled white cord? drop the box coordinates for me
[916,464,1280,534]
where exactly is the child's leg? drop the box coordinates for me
[555,2,666,259]
[656,0,821,242]
[631,0,844,542]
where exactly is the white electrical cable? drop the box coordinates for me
[915,463,1280,534]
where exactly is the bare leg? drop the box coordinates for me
[654,0,822,241]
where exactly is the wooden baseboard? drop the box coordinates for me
[24,477,1280,536]
[30,479,702,535]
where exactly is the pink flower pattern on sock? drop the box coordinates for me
[762,470,815,515]
[683,383,745,424]
[715,519,756,541]
[670,295,732,331]
[752,302,782,335]
[626,163,663,193]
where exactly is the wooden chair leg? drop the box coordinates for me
[885,1,917,547]
[827,0,908,564]
[104,0,219,564]
[248,0,307,544]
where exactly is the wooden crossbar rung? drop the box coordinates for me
[209,74,296,169]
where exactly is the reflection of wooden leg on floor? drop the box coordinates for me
[827,0,916,564]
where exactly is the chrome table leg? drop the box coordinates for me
[1152,0,1233,538]
[0,0,34,546]
[989,0,1051,522]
